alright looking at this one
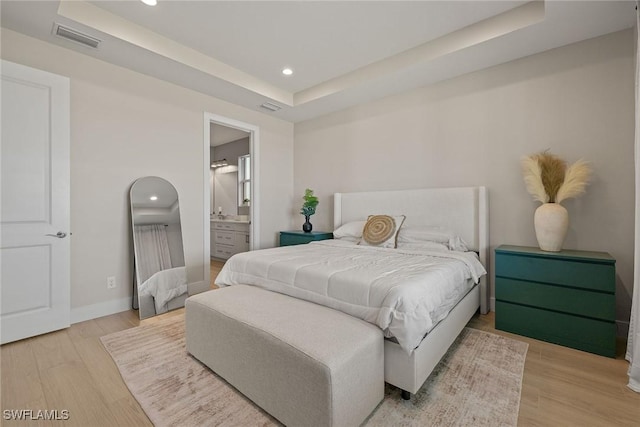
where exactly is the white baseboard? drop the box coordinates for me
[70,281,208,325]
[71,297,132,324]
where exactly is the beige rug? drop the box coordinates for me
[101,314,527,427]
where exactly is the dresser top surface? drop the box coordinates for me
[496,245,615,263]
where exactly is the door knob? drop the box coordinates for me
[45,232,67,238]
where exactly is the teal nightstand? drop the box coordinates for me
[495,245,616,357]
[279,230,333,247]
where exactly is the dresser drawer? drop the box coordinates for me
[495,252,615,292]
[214,246,234,259]
[495,301,615,357]
[214,222,250,232]
[215,231,235,245]
[214,222,235,231]
[496,278,615,321]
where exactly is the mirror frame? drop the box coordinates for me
[130,176,187,319]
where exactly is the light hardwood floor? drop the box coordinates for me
[467,314,640,426]
[2,296,639,426]
[210,259,225,289]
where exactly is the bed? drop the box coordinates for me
[137,266,188,318]
[216,186,489,396]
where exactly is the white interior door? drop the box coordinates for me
[1,60,70,344]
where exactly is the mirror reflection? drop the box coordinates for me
[130,176,187,319]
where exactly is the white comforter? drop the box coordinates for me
[216,240,486,354]
[138,266,188,313]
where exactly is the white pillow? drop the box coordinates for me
[448,236,469,252]
[359,215,406,248]
[333,220,366,242]
[397,226,469,251]
[397,241,451,252]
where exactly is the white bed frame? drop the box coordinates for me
[334,186,489,396]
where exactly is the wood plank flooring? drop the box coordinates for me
[467,313,640,426]
[2,268,639,427]
[210,259,224,289]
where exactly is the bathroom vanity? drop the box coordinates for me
[211,218,250,260]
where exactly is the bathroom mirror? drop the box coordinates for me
[130,176,187,319]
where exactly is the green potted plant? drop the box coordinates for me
[300,188,319,233]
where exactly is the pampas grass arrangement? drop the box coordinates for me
[522,151,591,252]
[521,151,591,204]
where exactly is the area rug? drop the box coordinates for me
[101,314,528,427]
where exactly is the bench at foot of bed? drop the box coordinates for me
[185,285,384,427]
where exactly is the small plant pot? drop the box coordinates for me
[302,215,312,233]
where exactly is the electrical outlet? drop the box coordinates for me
[107,276,116,289]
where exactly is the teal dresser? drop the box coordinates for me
[495,245,616,357]
[279,230,333,247]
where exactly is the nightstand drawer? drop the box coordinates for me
[495,253,614,292]
[495,301,615,357]
[281,233,317,246]
[279,231,333,247]
[495,278,615,321]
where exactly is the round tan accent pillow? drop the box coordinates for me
[362,215,396,245]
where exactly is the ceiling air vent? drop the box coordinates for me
[259,102,282,112]
[53,23,101,49]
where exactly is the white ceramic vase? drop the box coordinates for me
[534,203,568,252]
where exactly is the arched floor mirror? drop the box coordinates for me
[130,176,187,319]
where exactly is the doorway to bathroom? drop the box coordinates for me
[203,113,259,289]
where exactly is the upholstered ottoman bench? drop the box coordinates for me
[185,285,384,427]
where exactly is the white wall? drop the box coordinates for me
[1,29,294,319]
[294,29,636,332]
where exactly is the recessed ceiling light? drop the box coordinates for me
[282,68,293,76]
[141,0,157,6]
[150,196,158,201]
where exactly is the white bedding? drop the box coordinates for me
[215,240,486,353]
[138,266,188,313]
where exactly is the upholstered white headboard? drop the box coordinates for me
[334,186,489,313]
